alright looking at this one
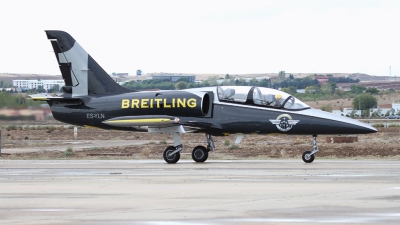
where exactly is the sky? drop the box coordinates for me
[0,0,399,76]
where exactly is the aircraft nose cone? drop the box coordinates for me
[369,126,377,133]
[355,123,377,134]
[331,117,377,134]
[301,109,378,135]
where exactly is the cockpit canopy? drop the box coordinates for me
[217,86,310,110]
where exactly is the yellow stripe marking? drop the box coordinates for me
[108,118,171,123]
[84,125,100,129]
[31,97,48,100]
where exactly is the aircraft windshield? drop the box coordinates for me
[217,86,310,110]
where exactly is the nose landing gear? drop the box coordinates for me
[302,134,319,163]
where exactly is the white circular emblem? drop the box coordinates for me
[269,114,299,132]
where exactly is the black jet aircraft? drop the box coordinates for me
[29,31,377,164]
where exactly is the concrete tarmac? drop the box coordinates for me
[0,159,399,225]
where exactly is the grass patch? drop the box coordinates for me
[64,146,75,156]
[6,125,17,131]
[224,140,230,146]
[228,144,239,150]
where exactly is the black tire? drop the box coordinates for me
[163,146,180,164]
[192,146,208,162]
[302,151,315,163]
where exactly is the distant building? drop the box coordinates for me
[223,77,270,85]
[369,102,400,117]
[332,108,361,117]
[313,75,329,84]
[151,74,196,82]
[13,79,65,91]
[0,88,16,92]
[332,102,400,117]
[111,72,129,76]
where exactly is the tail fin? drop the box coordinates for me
[45,30,132,97]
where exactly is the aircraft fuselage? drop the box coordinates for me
[50,89,375,136]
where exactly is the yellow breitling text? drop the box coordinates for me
[121,98,197,109]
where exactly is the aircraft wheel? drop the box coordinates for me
[302,151,315,163]
[163,146,180,164]
[192,146,208,163]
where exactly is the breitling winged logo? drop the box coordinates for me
[269,114,299,132]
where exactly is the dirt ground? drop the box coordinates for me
[1,120,399,160]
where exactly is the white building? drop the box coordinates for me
[332,108,361,117]
[369,102,400,117]
[332,102,400,117]
[13,80,65,91]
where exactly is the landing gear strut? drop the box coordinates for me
[302,134,319,163]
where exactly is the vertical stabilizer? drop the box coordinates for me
[45,30,132,96]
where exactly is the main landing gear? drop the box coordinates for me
[302,134,319,163]
[163,133,215,164]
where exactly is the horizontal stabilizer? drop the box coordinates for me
[27,93,79,101]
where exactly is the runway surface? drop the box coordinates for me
[0,159,399,224]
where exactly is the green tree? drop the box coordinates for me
[205,76,219,86]
[278,71,286,83]
[0,92,41,108]
[136,69,142,76]
[176,77,190,83]
[235,78,247,86]
[201,80,210,87]
[361,110,370,118]
[175,81,188,90]
[371,108,382,117]
[320,104,332,112]
[305,86,318,93]
[389,108,395,116]
[365,87,379,94]
[0,81,11,88]
[258,78,270,87]
[223,74,235,85]
[282,86,296,95]
[321,82,336,94]
[350,84,366,94]
[249,78,258,86]
[352,94,377,110]
[155,82,175,90]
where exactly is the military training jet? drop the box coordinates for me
[29,31,377,164]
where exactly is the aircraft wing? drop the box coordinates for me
[103,116,223,133]
[185,121,223,129]
[103,116,180,127]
